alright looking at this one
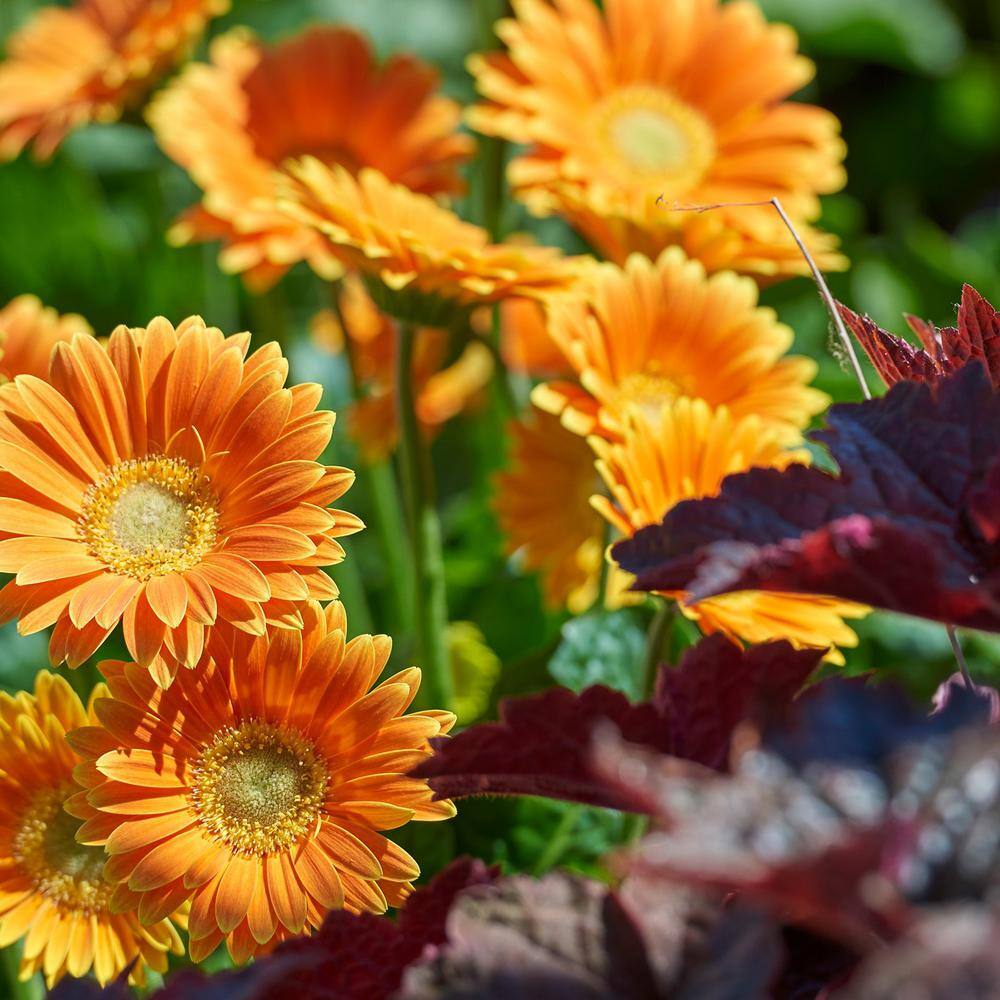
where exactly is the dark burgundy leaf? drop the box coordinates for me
[655,635,822,770]
[595,729,900,950]
[839,285,1000,389]
[669,904,783,1000]
[412,636,819,808]
[772,927,858,1000]
[398,872,662,999]
[613,363,1000,632]
[398,872,781,1000]
[412,684,671,808]
[150,858,498,1000]
[832,907,1000,999]
[886,727,1000,905]
[47,974,132,1000]
[765,677,991,773]
[931,673,1000,725]
[593,674,1000,953]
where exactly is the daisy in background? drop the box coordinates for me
[499,297,574,380]
[277,162,578,320]
[494,406,609,615]
[149,26,475,290]
[0,294,92,380]
[0,671,182,988]
[591,398,868,659]
[69,601,456,963]
[312,276,494,461]
[468,0,846,279]
[533,247,828,441]
[0,0,227,161]
[0,316,361,685]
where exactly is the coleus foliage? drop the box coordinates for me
[838,284,1000,389]
[411,634,823,808]
[593,677,999,995]
[612,362,1000,632]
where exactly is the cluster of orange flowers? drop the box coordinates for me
[0,0,864,988]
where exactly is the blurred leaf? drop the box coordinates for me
[548,608,647,700]
[758,0,965,75]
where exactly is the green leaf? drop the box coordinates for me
[548,609,647,701]
[758,0,965,76]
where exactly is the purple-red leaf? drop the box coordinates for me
[832,907,1000,999]
[839,284,1000,389]
[398,872,783,1000]
[655,635,822,770]
[411,635,820,808]
[613,363,1000,632]
[593,678,1000,952]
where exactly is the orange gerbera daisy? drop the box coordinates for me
[591,398,867,659]
[0,0,227,160]
[0,295,92,380]
[533,247,827,441]
[494,407,607,613]
[278,162,577,318]
[499,297,574,378]
[312,276,493,460]
[68,601,456,963]
[468,0,846,278]
[149,26,475,291]
[0,671,182,987]
[0,317,361,685]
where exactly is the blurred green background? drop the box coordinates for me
[0,0,998,903]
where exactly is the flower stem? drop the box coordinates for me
[532,803,584,874]
[641,601,674,700]
[395,322,453,711]
[366,458,416,637]
[1,946,40,1000]
[330,283,415,638]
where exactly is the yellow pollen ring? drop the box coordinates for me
[612,370,691,421]
[13,786,113,915]
[77,455,219,581]
[592,85,715,187]
[189,720,329,857]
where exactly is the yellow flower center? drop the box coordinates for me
[593,86,715,188]
[14,787,113,915]
[613,370,690,420]
[78,456,219,580]
[190,721,329,856]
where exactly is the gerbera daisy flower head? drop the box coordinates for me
[0,317,361,685]
[312,276,493,460]
[468,0,847,279]
[0,294,92,380]
[533,247,828,441]
[500,296,574,378]
[149,26,475,291]
[494,406,607,614]
[278,161,579,323]
[68,601,456,963]
[0,0,228,161]
[0,670,182,987]
[591,397,867,659]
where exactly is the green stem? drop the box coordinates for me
[474,0,509,241]
[1,945,40,1000]
[641,601,674,700]
[331,284,415,638]
[621,602,676,846]
[533,804,584,874]
[396,323,452,711]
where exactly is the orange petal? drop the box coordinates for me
[145,574,189,629]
